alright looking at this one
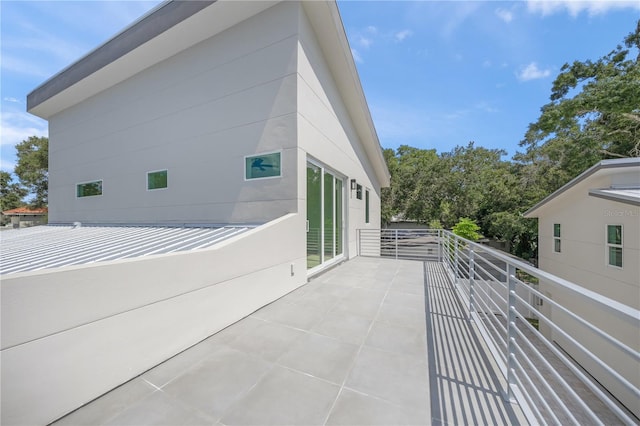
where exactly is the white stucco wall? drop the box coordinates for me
[296,7,382,259]
[48,2,300,225]
[533,171,640,417]
[1,214,307,425]
[536,173,639,309]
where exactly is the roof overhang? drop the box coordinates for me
[588,188,640,206]
[27,0,278,118]
[524,158,640,217]
[27,0,390,187]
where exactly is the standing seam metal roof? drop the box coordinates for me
[0,224,253,275]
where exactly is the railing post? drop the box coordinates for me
[454,238,459,284]
[506,263,517,402]
[469,248,475,313]
[394,229,398,260]
[437,229,442,262]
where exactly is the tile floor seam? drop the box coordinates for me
[214,360,279,424]
[340,384,428,413]
[321,264,402,426]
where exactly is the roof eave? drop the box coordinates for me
[302,1,390,187]
[523,158,640,217]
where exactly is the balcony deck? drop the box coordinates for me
[53,257,527,425]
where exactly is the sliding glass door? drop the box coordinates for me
[307,161,344,270]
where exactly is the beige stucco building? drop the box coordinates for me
[524,157,640,415]
[1,1,389,424]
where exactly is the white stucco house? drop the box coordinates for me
[1,1,389,424]
[524,157,640,415]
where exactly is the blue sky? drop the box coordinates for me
[1,1,639,173]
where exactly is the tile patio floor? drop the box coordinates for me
[52,257,527,426]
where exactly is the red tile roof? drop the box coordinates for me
[2,207,48,215]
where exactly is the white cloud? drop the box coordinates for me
[527,0,640,16]
[495,8,514,23]
[366,25,378,34]
[1,110,48,147]
[355,34,373,49]
[517,62,552,81]
[475,102,499,113]
[351,48,363,64]
[394,29,413,42]
[3,97,21,104]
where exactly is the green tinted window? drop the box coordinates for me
[77,181,102,197]
[607,225,622,245]
[608,247,623,268]
[553,224,561,253]
[607,225,623,267]
[147,170,168,190]
[365,189,370,223]
[246,152,281,180]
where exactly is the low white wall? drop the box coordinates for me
[1,213,306,425]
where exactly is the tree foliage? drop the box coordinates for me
[517,20,640,190]
[14,136,48,208]
[452,218,481,242]
[0,171,27,213]
[382,142,538,260]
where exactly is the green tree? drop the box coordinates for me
[452,217,481,242]
[1,171,27,213]
[518,20,640,188]
[14,136,48,208]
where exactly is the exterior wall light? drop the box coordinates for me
[350,179,357,190]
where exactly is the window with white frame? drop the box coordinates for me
[553,223,561,253]
[607,225,623,268]
[147,170,168,190]
[245,151,281,180]
[77,180,103,198]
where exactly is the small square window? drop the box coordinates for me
[245,152,281,180]
[77,180,103,198]
[147,170,168,190]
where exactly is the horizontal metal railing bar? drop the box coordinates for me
[358,228,640,425]
[511,349,579,426]
[511,322,598,425]
[511,275,640,363]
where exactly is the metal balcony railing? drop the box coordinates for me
[357,228,640,425]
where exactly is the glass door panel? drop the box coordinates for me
[323,173,335,261]
[307,164,322,269]
[335,178,343,256]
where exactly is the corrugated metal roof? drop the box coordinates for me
[0,224,253,275]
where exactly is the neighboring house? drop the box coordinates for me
[1,207,47,228]
[524,157,640,415]
[1,1,389,424]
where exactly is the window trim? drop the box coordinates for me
[244,150,282,181]
[606,224,623,269]
[76,179,103,198]
[553,223,561,253]
[146,169,168,191]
